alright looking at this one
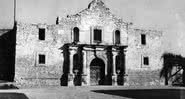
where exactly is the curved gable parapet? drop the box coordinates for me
[88,0,108,10]
[58,0,127,27]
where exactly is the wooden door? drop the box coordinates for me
[90,66,100,85]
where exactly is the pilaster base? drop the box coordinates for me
[81,74,88,86]
[123,74,129,86]
[112,75,118,86]
[68,74,74,86]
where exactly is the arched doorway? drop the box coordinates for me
[90,58,105,85]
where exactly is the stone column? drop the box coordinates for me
[112,51,118,86]
[81,50,87,86]
[68,50,76,86]
[123,49,129,86]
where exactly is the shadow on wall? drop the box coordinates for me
[0,84,19,89]
[0,93,29,99]
[92,89,183,99]
[60,44,126,86]
[60,44,70,86]
[105,46,126,85]
[60,44,84,86]
[0,23,16,82]
[105,46,113,85]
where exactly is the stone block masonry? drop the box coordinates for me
[14,0,164,87]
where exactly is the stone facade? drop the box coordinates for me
[15,0,164,87]
[126,29,163,86]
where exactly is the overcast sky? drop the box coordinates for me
[1,0,185,56]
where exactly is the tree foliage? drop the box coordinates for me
[160,53,185,86]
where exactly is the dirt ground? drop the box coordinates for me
[0,86,184,99]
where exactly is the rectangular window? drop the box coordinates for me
[94,29,102,43]
[141,34,146,45]
[39,54,45,64]
[39,28,45,40]
[143,57,149,65]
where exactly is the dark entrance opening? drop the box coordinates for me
[90,58,105,85]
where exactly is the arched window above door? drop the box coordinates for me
[73,27,79,42]
[115,30,120,44]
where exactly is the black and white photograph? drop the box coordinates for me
[0,0,185,98]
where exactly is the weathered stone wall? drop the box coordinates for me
[126,28,164,86]
[15,22,69,87]
[58,0,127,46]
[15,0,164,87]
[126,69,164,86]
